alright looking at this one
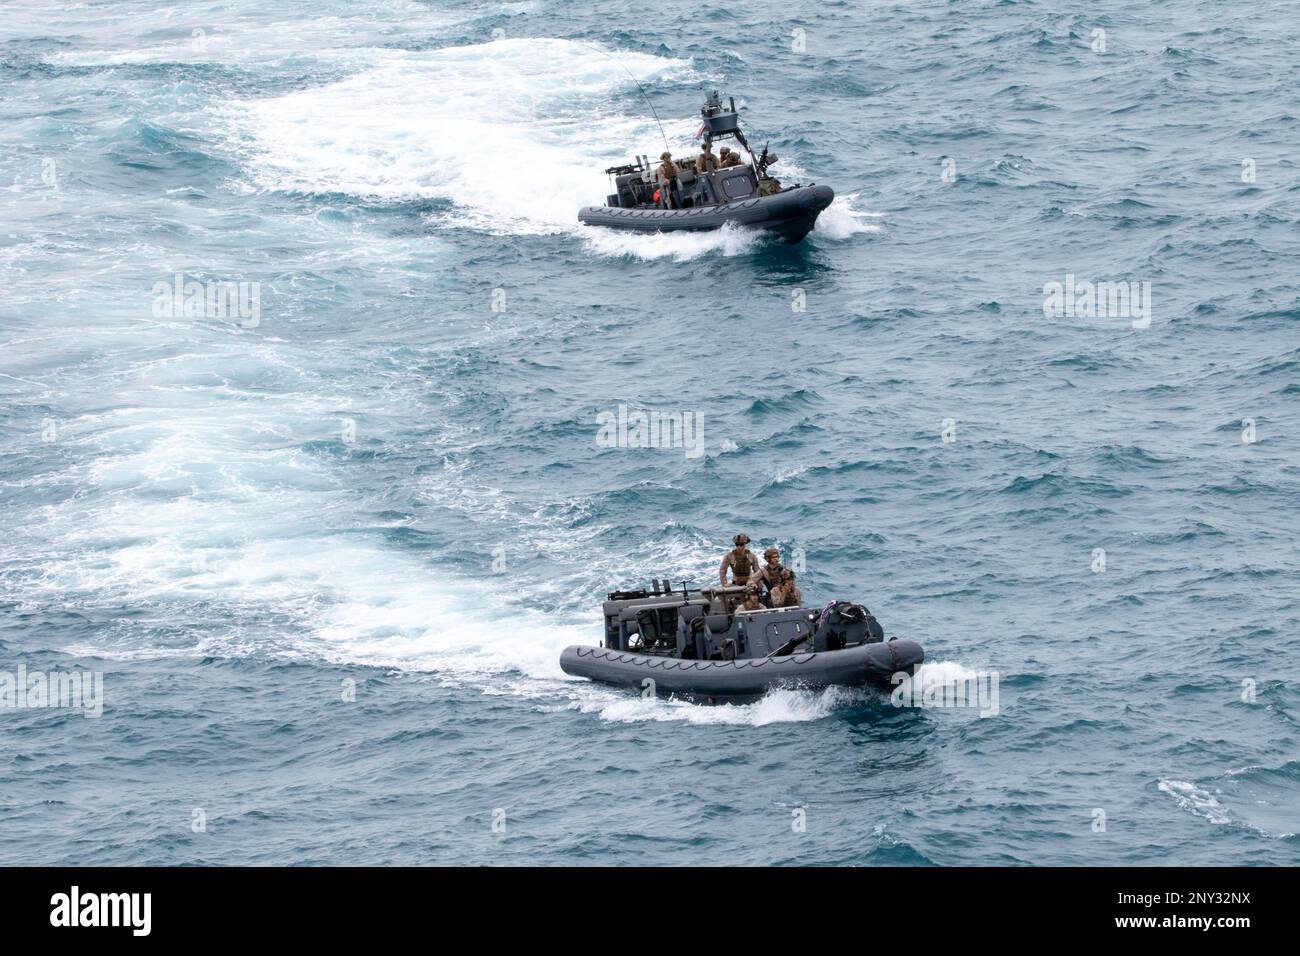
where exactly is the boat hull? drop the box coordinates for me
[578,184,834,244]
[560,638,923,704]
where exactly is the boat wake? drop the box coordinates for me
[224,37,874,258]
[1159,766,1299,839]
[570,683,875,726]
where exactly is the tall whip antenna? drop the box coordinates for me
[580,41,671,153]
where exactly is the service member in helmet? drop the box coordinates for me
[656,151,679,209]
[772,568,803,608]
[739,587,764,612]
[718,533,760,588]
[695,144,717,174]
[752,546,787,607]
[718,146,742,168]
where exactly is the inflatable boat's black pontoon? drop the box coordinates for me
[560,581,923,704]
[577,92,834,244]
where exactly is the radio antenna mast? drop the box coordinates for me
[580,41,671,153]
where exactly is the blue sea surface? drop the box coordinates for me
[2,0,1298,865]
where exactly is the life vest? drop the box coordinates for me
[731,548,753,580]
[652,188,661,202]
[760,563,787,593]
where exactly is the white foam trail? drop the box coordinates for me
[911,659,985,693]
[224,37,861,257]
[11,374,714,692]
[226,39,693,236]
[2,338,594,678]
[569,684,875,726]
[1158,779,1232,826]
[32,498,593,685]
[815,193,883,240]
[39,1,503,67]
[283,546,595,681]
[579,220,767,261]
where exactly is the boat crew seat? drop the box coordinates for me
[694,613,734,660]
[675,604,704,656]
[675,168,697,207]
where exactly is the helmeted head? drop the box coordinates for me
[661,151,672,161]
[783,569,796,583]
[764,546,780,561]
[733,533,750,547]
[719,146,732,157]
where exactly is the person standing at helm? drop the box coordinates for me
[719,533,759,588]
[752,547,786,607]
[695,144,717,174]
[718,146,742,168]
[656,151,679,209]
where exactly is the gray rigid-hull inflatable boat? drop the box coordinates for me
[560,581,923,704]
[577,91,835,245]
[578,184,834,245]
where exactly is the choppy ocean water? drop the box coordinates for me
[2,0,1298,865]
